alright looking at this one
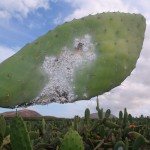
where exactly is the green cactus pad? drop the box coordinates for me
[132,135,146,150]
[0,116,6,137]
[114,141,126,150]
[0,12,146,108]
[84,108,90,125]
[98,125,105,139]
[59,129,84,150]
[10,115,32,150]
[104,121,119,128]
[29,131,39,140]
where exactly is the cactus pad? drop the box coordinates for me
[114,141,126,150]
[10,115,32,150]
[0,12,146,108]
[59,129,84,150]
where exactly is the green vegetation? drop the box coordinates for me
[0,99,149,150]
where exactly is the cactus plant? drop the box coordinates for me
[59,129,84,150]
[0,12,146,107]
[105,109,111,119]
[0,116,6,137]
[42,118,46,136]
[125,137,129,150]
[104,121,119,128]
[98,108,103,120]
[0,107,150,149]
[10,115,32,150]
[98,125,105,139]
[112,133,116,145]
[123,108,130,128]
[119,111,123,120]
[96,96,100,111]
[0,134,3,148]
[128,131,141,139]
[0,116,6,150]
[84,108,90,125]
[33,143,52,150]
[29,131,39,140]
[128,114,133,124]
[132,135,146,150]
[73,115,78,131]
[114,141,126,150]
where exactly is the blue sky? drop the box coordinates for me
[0,0,150,118]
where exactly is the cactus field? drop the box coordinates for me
[0,98,150,150]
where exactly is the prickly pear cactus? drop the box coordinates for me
[10,115,32,150]
[0,116,6,137]
[114,141,126,150]
[59,129,84,150]
[29,131,39,140]
[0,12,146,107]
[84,108,90,125]
[98,125,105,139]
[132,135,146,150]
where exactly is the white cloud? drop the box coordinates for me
[0,45,17,63]
[50,0,58,2]
[0,0,50,20]
[53,13,63,25]
[64,0,138,21]
[0,10,10,19]
[138,0,150,14]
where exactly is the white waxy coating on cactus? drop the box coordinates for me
[33,34,96,104]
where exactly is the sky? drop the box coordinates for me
[0,0,150,118]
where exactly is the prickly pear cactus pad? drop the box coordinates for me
[60,129,84,150]
[0,12,146,108]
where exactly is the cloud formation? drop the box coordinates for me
[53,13,63,25]
[64,0,138,21]
[0,0,50,20]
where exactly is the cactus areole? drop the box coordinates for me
[0,12,146,108]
